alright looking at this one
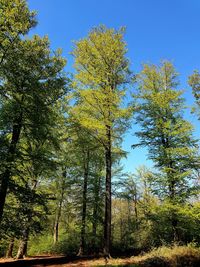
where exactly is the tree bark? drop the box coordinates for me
[53,170,66,244]
[103,125,112,257]
[92,175,101,252]
[92,176,100,238]
[6,238,14,258]
[16,229,29,259]
[16,179,37,259]
[133,188,138,228]
[161,135,179,242]
[53,221,59,245]
[78,149,90,256]
[0,113,22,222]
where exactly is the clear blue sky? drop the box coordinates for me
[28,0,200,173]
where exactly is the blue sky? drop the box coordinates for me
[28,0,200,173]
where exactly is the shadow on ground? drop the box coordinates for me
[0,255,78,266]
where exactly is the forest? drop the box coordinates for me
[0,0,200,266]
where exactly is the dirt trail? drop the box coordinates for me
[0,256,137,267]
[0,256,81,267]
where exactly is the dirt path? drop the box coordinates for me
[0,256,134,267]
[0,256,80,267]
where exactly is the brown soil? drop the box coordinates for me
[0,253,200,267]
[0,256,136,267]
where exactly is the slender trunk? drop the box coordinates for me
[169,179,179,242]
[16,229,29,259]
[134,189,138,230]
[6,238,14,258]
[53,170,66,244]
[104,125,112,257]
[53,199,63,244]
[127,199,131,246]
[16,178,37,259]
[53,221,59,245]
[162,135,178,242]
[92,203,97,242]
[0,114,22,222]
[92,176,101,243]
[78,150,89,256]
[92,175,101,254]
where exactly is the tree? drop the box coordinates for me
[0,35,66,222]
[65,116,105,255]
[0,2,37,218]
[188,70,200,118]
[0,0,36,67]
[133,61,199,242]
[71,25,132,255]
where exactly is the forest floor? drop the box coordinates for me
[0,246,200,266]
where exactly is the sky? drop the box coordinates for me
[27,0,200,173]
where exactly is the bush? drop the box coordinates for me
[28,231,79,256]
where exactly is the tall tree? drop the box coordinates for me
[71,25,132,255]
[133,61,199,241]
[0,35,66,222]
[0,0,36,222]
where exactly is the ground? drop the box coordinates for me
[1,246,200,266]
[0,256,138,267]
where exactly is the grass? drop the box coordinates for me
[1,245,199,266]
[71,245,200,266]
[132,245,200,266]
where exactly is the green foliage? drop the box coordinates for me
[133,61,199,203]
[0,1,200,259]
[29,230,80,256]
[188,70,200,117]
[0,0,37,67]
[71,25,132,146]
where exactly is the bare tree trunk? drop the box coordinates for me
[133,188,138,229]
[0,114,22,222]
[127,199,132,246]
[53,170,66,244]
[53,221,59,245]
[103,125,112,257]
[92,176,100,237]
[92,175,101,252]
[168,167,179,242]
[16,229,29,259]
[16,178,37,259]
[6,238,15,258]
[78,149,90,256]
[162,136,179,242]
[92,204,97,240]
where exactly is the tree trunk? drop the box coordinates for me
[53,199,63,244]
[16,240,27,259]
[92,176,100,237]
[16,229,29,259]
[103,125,112,257]
[6,238,14,258]
[127,199,132,246]
[92,175,101,252]
[53,170,66,244]
[53,221,59,245]
[0,113,22,222]
[78,149,90,256]
[133,189,138,229]
[162,135,179,242]
[92,201,97,241]
[169,172,179,242]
